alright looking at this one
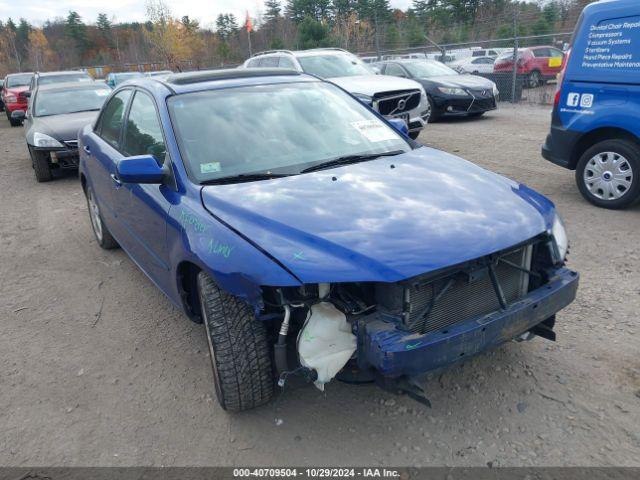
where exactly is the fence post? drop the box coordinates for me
[511,10,519,104]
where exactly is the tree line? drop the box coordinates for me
[0,0,593,76]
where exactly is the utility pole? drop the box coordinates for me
[374,9,381,61]
[511,8,519,104]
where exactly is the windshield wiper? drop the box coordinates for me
[300,150,405,174]
[201,172,291,185]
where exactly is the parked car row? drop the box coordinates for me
[364,45,567,89]
[1,64,579,413]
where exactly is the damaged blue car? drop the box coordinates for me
[78,69,579,411]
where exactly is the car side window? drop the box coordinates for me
[533,48,550,58]
[97,89,132,150]
[278,56,295,69]
[247,58,261,68]
[549,48,564,58]
[385,63,407,77]
[261,57,279,67]
[122,91,166,164]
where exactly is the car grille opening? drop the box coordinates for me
[376,244,533,335]
[373,90,421,116]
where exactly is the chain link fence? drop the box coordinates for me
[356,32,572,105]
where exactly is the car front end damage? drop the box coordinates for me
[258,232,578,403]
[31,139,81,170]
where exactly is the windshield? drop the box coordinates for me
[168,82,411,183]
[7,74,32,88]
[298,53,373,78]
[39,73,91,85]
[404,61,458,78]
[35,86,111,117]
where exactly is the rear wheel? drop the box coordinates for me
[575,139,640,209]
[528,70,542,88]
[86,185,119,249]
[32,150,52,183]
[197,271,274,412]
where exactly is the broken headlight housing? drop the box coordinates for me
[551,214,568,262]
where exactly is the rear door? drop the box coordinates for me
[113,89,172,285]
[83,88,133,230]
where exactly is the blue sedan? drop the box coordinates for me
[78,69,579,412]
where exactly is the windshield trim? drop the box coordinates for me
[165,80,412,186]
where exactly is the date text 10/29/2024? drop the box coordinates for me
[233,468,402,478]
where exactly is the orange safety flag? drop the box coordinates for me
[245,12,252,33]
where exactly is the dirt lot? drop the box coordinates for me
[0,105,638,467]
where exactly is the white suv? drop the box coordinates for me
[242,48,431,139]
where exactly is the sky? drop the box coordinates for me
[2,0,414,29]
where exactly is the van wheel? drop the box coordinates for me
[197,272,274,412]
[576,139,640,209]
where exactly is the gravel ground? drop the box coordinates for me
[0,104,638,467]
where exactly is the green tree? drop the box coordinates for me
[65,11,87,58]
[297,16,331,48]
[264,0,282,24]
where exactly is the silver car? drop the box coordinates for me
[242,48,431,139]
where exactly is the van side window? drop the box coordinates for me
[97,89,133,150]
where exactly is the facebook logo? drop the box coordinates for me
[567,93,580,107]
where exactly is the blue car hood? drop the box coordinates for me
[201,147,554,284]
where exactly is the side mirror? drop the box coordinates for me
[116,155,164,184]
[388,118,409,137]
[11,109,26,121]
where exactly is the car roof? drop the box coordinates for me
[36,81,110,93]
[121,68,319,96]
[252,48,351,59]
[6,72,34,78]
[36,70,89,77]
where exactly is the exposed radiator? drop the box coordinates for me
[406,246,533,334]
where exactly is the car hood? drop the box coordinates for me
[328,74,423,96]
[419,74,495,89]
[29,110,99,143]
[200,147,554,284]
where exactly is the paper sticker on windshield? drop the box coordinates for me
[200,162,221,174]
[351,120,397,142]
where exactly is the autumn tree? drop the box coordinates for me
[28,29,52,70]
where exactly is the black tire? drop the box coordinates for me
[33,150,52,183]
[426,96,440,122]
[409,130,420,140]
[528,70,542,88]
[197,271,274,412]
[575,139,640,209]
[85,185,119,249]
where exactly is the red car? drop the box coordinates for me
[493,46,565,88]
[2,72,33,126]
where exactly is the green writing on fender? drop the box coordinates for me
[208,238,234,258]
[179,209,208,233]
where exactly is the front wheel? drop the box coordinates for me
[197,272,274,412]
[426,96,439,123]
[32,149,52,183]
[86,185,119,249]
[575,139,640,209]
[409,131,420,140]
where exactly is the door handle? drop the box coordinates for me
[110,173,122,187]
[83,145,91,154]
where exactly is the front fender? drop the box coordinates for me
[167,195,301,309]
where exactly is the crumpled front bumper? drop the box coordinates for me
[360,267,579,378]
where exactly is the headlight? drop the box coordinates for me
[33,132,64,148]
[352,93,373,105]
[551,214,568,262]
[437,87,469,96]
